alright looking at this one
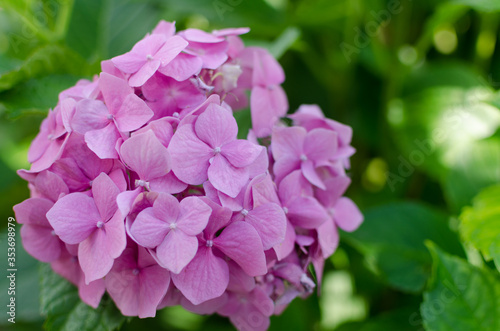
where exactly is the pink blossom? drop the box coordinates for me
[112,34,188,86]
[105,244,170,317]
[46,172,127,283]
[130,193,211,274]
[169,103,263,197]
[14,20,363,330]
[271,126,338,189]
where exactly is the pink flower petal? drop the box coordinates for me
[156,35,189,66]
[158,53,202,81]
[46,193,99,244]
[286,196,329,229]
[20,223,62,262]
[278,170,313,205]
[71,99,110,134]
[169,124,213,185]
[177,197,211,235]
[273,220,296,261]
[149,172,188,194]
[251,85,288,138]
[271,126,306,160]
[34,171,69,202]
[79,277,105,309]
[195,103,237,148]
[131,207,170,248]
[78,229,113,283]
[244,203,287,250]
[334,197,363,232]
[182,29,225,43]
[301,159,326,190]
[113,94,153,132]
[112,52,147,74]
[99,73,133,111]
[304,128,338,163]
[172,246,229,305]
[221,140,263,168]
[214,221,267,276]
[251,48,285,86]
[317,218,339,258]
[84,123,121,159]
[137,265,171,317]
[92,172,120,222]
[208,155,249,198]
[156,230,198,274]
[315,175,351,208]
[152,193,180,222]
[103,210,127,259]
[120,130,171,180]
[128,59,161,87]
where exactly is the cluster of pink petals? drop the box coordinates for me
[14,21,363,331]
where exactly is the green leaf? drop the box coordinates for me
[0,230,42,326]
[246,26,301,59]
[0,74,80,118]
[0,45,90,92]
[447,0,500,12]
[443,137,500,212]
[459,184,500,268]
[335,307,423,331]
[421,242,500,331]
[160,0,284,36]
[344,202,464,293]
[39,263,126,331]
[65,0,162,60]
[389,64,500,181]
[233,108,251,139]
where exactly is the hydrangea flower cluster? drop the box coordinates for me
[13,21,363,331]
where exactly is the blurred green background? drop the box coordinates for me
[1,0,500,330]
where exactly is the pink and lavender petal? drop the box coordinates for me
[334,197,363,232]
[156,230,198,274]
[131,207,170,248]
[172,246,229,305]
[169,124,213,184]
[46,193,99,244]
[208,155,249,198]
[177,197,211,235]
[214,221,267,276]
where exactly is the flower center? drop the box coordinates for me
[300,154,308,161]
[265,274,275,282]
[213,146,222,154]
[283,207,289,214]
[146,54,154,60]
[206,240,213,247]
[107,114,114,120]
[50,230,56,236]
[169,223,177,230]
[47,134,54,140]
[135,179,150,191]
[132,268,140,276]
[172,112,180,118]
[96,221,104,229]
[241,209,249,216]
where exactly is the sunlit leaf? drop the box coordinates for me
[344,202,464,293]
[459,184,500,270]
[421,242,500,331]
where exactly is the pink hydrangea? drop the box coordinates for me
[13,20,363,331]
